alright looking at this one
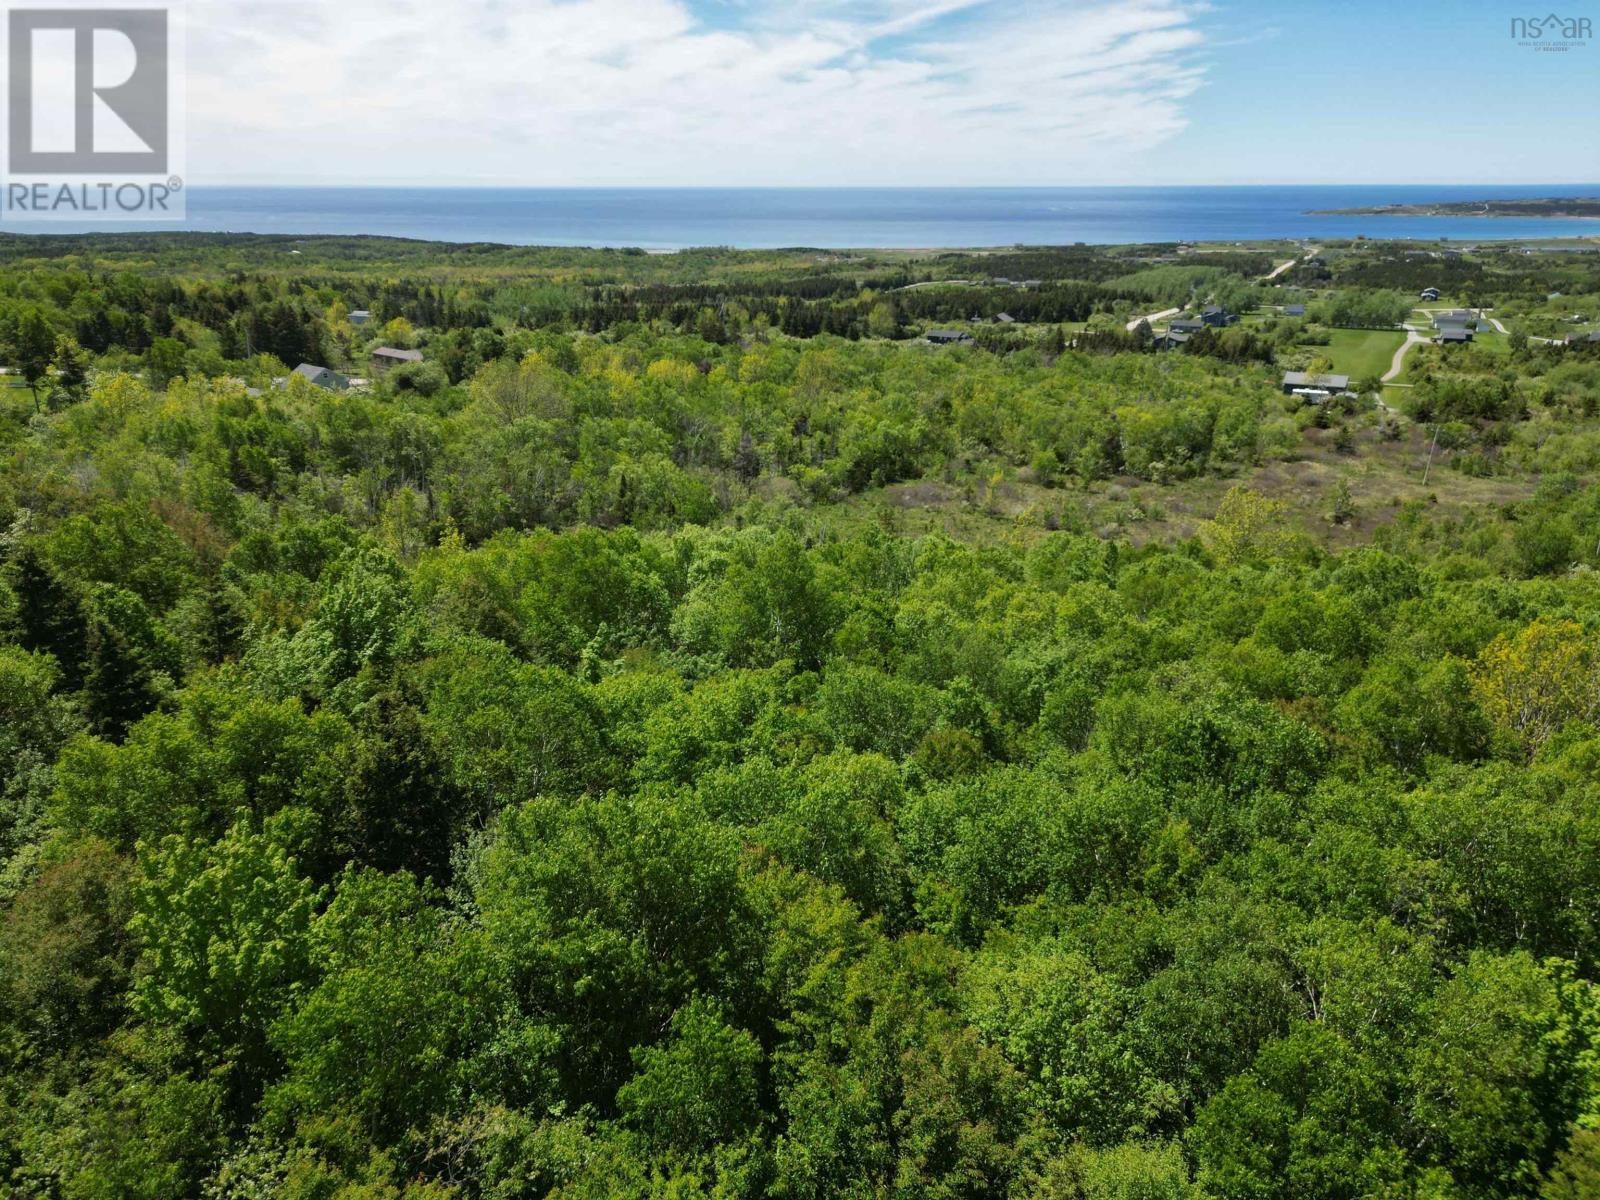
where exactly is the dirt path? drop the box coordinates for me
[1262,246,1319,281]
[1126,307,1180,332]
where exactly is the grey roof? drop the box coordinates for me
[927,330,973,343]
[995,312,1016,323]
[1169,319,1205,333]
[372,346,424,362]
[1282,370,1351,391]
[1438,329,1472,342]
[1284,304,1306,315]
[291,363,350,390]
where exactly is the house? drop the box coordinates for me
[289,363,349,391]
[371,346,424,372]
[995,312,1016,324]
[926,330,973,345]
[1437,328,1474,344]
[1420,288,1441,301]
[288,364,350,391]
[1565,330,1600,346]
[1168,319,1205,334]
[1433,310,1476,331]
[1280,370,1351,397]
[348,309,371,325]
[1200,305,1238,327]
[1283,304,1306,317]
[1151,330,1190,352]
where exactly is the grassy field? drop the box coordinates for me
[1323,327,1407,379]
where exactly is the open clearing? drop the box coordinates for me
[1322,328,1407,380]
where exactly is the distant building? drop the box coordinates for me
[926,330,973,345]
[1432,310,1476,331]
[1420,287,1441,301]
[289,363,349,391]
[348,309,371,325]
[1200,305,1238,327]
[995,312,1016,324]
[1437,328,1473,344]
[1281,370,1351,397]
[1283,303,1306,317]
[1565,330,1600,346]
[1152,330,1190,352]
[371,346,424,372]
[1169,319,1205,334]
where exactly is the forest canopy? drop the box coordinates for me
[3,234,1600,1200]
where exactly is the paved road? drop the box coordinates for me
[1125,307,1181,332]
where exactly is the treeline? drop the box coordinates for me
[0,332,1283,537]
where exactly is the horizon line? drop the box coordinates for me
[180,182,1600,191]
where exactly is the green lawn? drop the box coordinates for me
[1322,328,1407,380]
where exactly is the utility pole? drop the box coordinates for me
[1421,424,1439,485]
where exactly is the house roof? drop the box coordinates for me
[1281,371,1351,390]
[996,312,1016,323]
[372,346,424,361]
[1438,329,1472,342]
[926,330,972,341]
[291,363,349,388]
[1284,304,1306,315]
[1169,319,1205,332]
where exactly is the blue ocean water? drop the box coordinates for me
[15,184,1600,249]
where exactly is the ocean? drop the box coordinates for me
[13,184,1600,249]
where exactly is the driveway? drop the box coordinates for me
[1383,331,1430,383]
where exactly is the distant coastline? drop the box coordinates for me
[1310,196,1600,219]
[20,185,1600,248]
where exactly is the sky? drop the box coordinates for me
[182,0,1600,187]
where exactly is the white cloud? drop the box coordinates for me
[185,0,1209,184]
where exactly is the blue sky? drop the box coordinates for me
[186,0,1600,186]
